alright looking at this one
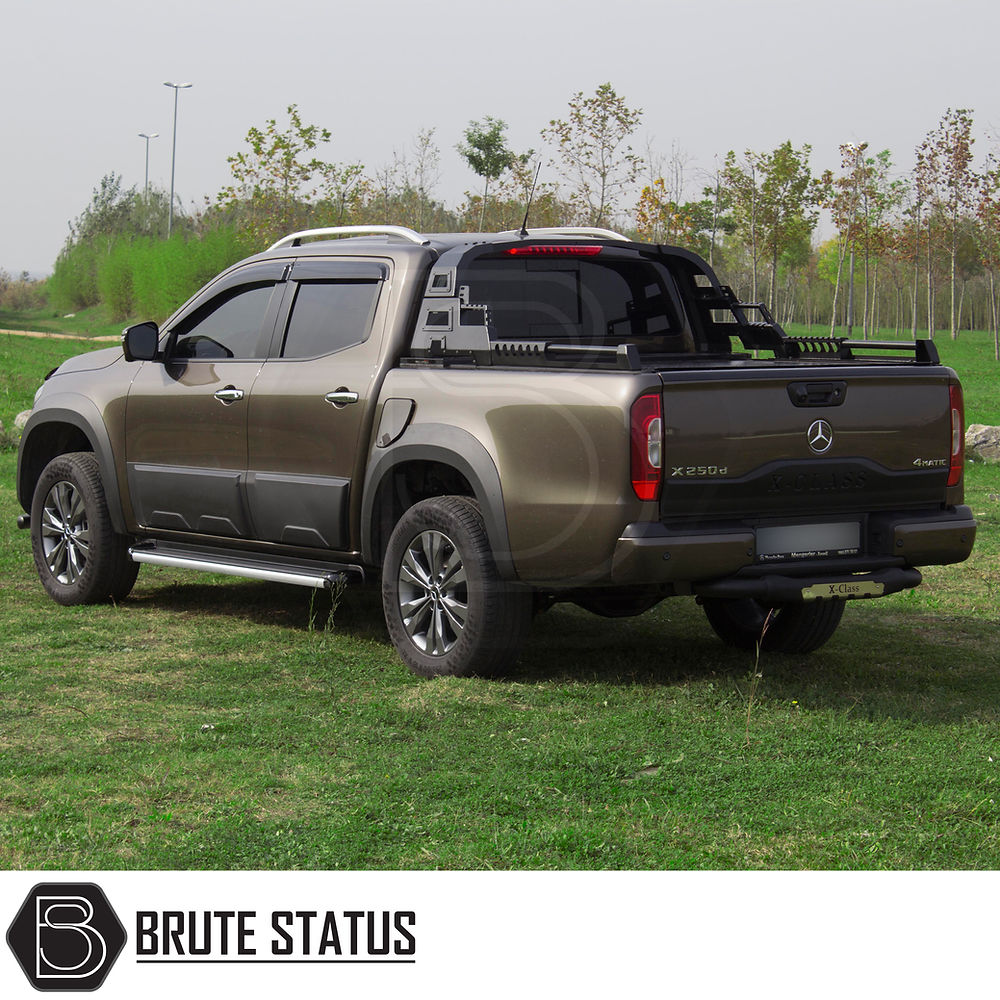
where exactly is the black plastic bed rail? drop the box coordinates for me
[698,285,941,365]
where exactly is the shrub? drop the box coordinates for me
[96,241,135,320]
[48,242,101,312]
[0,270,47,311]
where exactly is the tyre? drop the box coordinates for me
[701,597,845,655]
[30,452,139,606]
[382,496,531,677]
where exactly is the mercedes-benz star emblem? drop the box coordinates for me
[807,419,834,454]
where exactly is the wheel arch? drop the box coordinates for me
[360,424,515,579]
[18,401,127,534]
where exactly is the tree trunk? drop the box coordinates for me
[862,241,870,340]
[911,208,920,340]
[479,178,490,232]
[871,258,880,338]
[829,236,846,336]
[992,269,999,361]
[709,174,721,268]
[926,221,934,340]
[950,229,958,340]
[846,249,856,337]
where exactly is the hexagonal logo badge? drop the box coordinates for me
[6,882,127,991]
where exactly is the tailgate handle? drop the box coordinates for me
[787,381,847,407]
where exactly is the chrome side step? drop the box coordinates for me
[129,543,363,590]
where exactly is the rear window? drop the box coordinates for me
[461,256,695,354]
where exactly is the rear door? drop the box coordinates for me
[245,257,388,551]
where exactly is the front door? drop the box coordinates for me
[124,262,287,538]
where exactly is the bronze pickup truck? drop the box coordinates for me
[16,226,976,676]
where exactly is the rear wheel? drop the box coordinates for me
[30,452,139,605]
[382,496,532,677]
[701,597,845,654]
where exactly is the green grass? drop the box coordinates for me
[0,332,998,870]
[0,303,130,340]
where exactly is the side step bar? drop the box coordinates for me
[129,543,364,590]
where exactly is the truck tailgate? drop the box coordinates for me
[659,366,955,521]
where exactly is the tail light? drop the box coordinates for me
[947,383,964,488]
[504,245,603,257]
[630,392,663,501]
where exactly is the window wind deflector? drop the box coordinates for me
[290,260,388,281]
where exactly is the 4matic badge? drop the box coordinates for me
[6,882,127,991]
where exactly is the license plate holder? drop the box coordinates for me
[756,521,861,563]
[801,580,885,600]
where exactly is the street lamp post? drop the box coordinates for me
[163,81,192,238]
[138,132,159,198]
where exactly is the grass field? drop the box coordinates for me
[0,329,998,870]
[0,303,126,340]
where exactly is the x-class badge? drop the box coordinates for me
[807,419,834,454]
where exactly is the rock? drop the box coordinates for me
[14,410,31,430]
[966,424,1000,463]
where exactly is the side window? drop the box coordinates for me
[280,280,382,359]
[171,283,276,360]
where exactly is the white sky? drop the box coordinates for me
[2,0,997,276]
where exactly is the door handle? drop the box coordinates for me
[214,387,245,404]
[325,389,359,407]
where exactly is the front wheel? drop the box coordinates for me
[701,597,845,655]
[30,452,139,605]
[382,496,531,677]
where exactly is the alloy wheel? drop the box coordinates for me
[397,529,468,655]
[39,480,90,585]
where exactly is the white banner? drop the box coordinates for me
[0,871,994,998]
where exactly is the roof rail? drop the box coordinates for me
[498,226,629,241]
[268,226,430,250]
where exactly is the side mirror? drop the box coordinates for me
[122,321,160,362]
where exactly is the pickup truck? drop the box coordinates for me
[16,225,977,677]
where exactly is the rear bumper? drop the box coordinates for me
[610,505,977,596]
[693,566,922,603]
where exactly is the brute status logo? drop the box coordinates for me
[6,883,127,991]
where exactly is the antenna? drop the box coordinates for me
[519,162,542,237]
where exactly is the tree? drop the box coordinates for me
[458,117,516,230]
[818,143,866,335]
[723,142,817,314]
[67,173,173,246]
[757,142,818,314]
[217,104,336,242]
[913,141,936,337]
[919,108,977,339]
[721,150,763,303]
[634,181,715,255]
[542,82,643,227]
[372,129,451,231]
[411,128,442,231]
[976,163,1000,360]
[318,162,368,224]
[857,149,906,337]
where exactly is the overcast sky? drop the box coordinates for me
[2,0,998,276]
